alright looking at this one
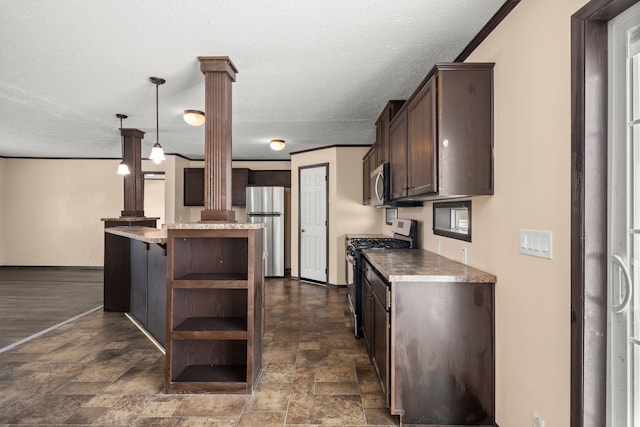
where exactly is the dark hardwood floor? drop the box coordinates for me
[0,274,397,426]
[0,268,103,351]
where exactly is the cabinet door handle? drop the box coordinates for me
[301,229,305,233]
[374,172,383,203]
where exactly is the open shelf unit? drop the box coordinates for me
[165,227,264,394]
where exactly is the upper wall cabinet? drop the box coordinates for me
[247,170,291,188]
[184,168,205,206]
[375,100,405,167]
[362,145,376,205]
[389,63,494,201]
[183,168,290,207]
[232,168,250,206]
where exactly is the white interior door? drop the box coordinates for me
[608,6,640,426]
[299,165,327,283]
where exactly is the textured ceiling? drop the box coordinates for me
[0,0,505,160]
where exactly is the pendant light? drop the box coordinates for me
[148,77,166,164]
[116,113,130,175]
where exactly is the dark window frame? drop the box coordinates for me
[571,1,638,426]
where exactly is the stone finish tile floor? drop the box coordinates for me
[0,277,399,426]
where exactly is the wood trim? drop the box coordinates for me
[289,144,372,156]
[454,0,522,62]
[570,1,637,426]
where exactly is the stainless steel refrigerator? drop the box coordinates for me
[246,186,285,277]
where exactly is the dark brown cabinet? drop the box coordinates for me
[407,78,437,196]
[389,110,408,200]
[130,239,167,346]
[362,250,496,426]
[248,170,291,187]
[361,276,373,351]
[232,168,249,206]
[103,218,158,312]
[183,168,290,207]
[362,145,376,205]
[375,100,405,167]
[184,168,205,206]
[165,227,263,394]
[361,259,391,406]
[389,63,494,201]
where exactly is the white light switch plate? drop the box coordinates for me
[520,229,552,259]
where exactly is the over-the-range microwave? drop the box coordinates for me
[370,163,422,208]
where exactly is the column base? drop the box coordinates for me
[200,209,236,223]
[120,210,145,217]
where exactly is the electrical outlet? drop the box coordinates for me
[84,252,92,260]
[435,241,441,254]
[461,247,467,264]
[532,412,545,427]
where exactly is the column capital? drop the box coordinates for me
[120,128,146,139]
[198,56,238,81]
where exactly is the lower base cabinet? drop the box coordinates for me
[362,260,391,406]
[361,256,495,426]
[129,239,167,346]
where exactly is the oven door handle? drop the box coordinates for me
[346,252,354,264]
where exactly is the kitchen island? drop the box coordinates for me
[361,248,496,426]
[103,222,265,394]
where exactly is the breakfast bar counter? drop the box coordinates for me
[105,225,167,243]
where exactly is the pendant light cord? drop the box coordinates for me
[120,115,124,155]
[155,81,159,146]
[116,113,127,158]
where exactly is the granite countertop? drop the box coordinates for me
[105,226,167,243]
[165,222,266,230]
[363,248,496,284]
[101,217,160,222]
[106,222,267,243]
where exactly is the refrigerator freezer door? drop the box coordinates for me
[246,186,284,214]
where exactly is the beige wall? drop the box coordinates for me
[164,155,196,223]
[1,158,123,266]
[0,155,290,267]
[0,157,164,267]
[291,146,383,285]
[382,0,587,425]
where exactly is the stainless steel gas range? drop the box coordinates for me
[345,218,418,338]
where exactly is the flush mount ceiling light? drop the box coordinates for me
[116,113,130,175]
[270,139,286,151]
[183,109,205,126]
[148,77,166,164]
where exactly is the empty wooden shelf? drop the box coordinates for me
[165,224,264,394]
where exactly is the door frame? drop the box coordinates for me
[298,163,329,285]
[571,1,638,426]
